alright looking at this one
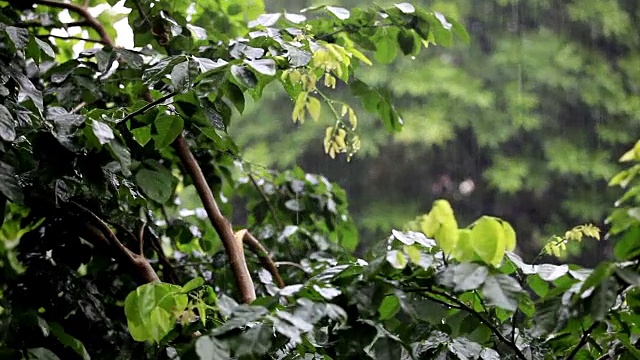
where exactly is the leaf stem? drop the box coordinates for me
[566,321,600,360]
[410,287,527,360]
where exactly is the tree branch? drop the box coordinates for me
[418,288,527,360]
[236,229,285,288]
[36,33,106,44]
[566,321,600,360]
[33,0,113,46]
[17,20,89,29]
[118,92,176,126]
[173,135,256,303]
[73,203,160,284]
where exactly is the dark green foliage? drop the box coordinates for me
[0,0,639,359]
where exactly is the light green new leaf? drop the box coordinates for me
[470,216,507,266]
[421,200,459,255]
[306,96,321,121]
[182,277,205,293]
[124,282,188,343]
[378,294,400,320]
[131,125,152,146]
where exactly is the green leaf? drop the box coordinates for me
[27,348,61,360]
[135,164,174,203]
[223,83,245,114]
[449,338,482,360]
[590,277,618,321]
[230,65,257,88]
[5,26,29,50]
[326,6,350,20]
[397,29,420,56]
[34,38,55,58]
[306,96,321,121]
[182,277,205,292]
[48,322,90,360]
[0,104,16,142]
[106,141,131,176]
[374,32,399,64]
[392,229,435,248]
[194,336,231,359]
[90,120,115,145]
[378,295,400,320]
[614,225,640,260]
[386,249,408,269]
[536,264,569,281]
[153,115,184,149]
[124,282,188,343]
[421,200,459,255]
[481,275,522,311]
[0,161,23,203]
[245,59,276,76]
[171,61,191,93]
[394,3,416,13]
[234,324,273,357]
[580,262,615,294]
[469,216,507,266]
[131,125,152,146]
[438,263,489,292]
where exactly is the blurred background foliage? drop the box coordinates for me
[228,0,640,264]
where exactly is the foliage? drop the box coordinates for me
[232,0,640,261]
[0,0,639,359]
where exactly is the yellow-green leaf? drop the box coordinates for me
[470,216,506,266]
[306,96,321,121]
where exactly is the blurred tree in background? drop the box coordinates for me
[230,0,640,263]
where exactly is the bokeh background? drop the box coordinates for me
[229,0,640,265]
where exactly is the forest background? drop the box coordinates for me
[237,0,640,265]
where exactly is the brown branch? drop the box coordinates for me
[173,135,256,303]
[36,33,105,44]
[17,20,90,29]
[33,0,113,46]
[408,288,527,360]
[236,229,285,288]
[73,203,160,284]
[33,0,258,303]
[566,321,600,360]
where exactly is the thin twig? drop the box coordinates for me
[248,173,282,228]
[275,261,306,271]
[237,229,285,288]
[33,0,113,46]
[70,101,88,114]
[118,92,176,126]
[408,288,527,360]
[16,20,89,29]
[566,321,600,360]
[36,33,106,44]
[138,222,147,256]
